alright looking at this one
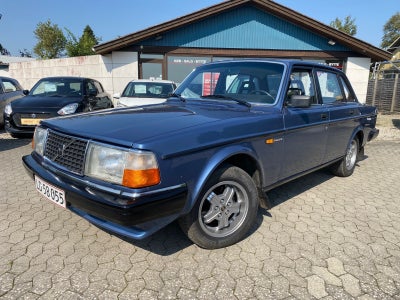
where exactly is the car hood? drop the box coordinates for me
[42,100,281,155]
[11,95,80,110]
[118,96,167,107]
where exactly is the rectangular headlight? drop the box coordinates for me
[84,143,160,189]
[33,127,48,156]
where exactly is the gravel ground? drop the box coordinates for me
[376,113,400,140]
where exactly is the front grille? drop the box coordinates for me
[44,130,88,175]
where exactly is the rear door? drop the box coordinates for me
[314,69,360,162]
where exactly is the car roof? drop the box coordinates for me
[37,76,91,81]
[201,59,343,74]
[0,76,20,81]
[128,79,175,84]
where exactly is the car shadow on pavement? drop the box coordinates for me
[266,168,335,208]
[109,222,194,255]
[0,130,32,152]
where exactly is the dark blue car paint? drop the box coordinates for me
[22,60,379,241]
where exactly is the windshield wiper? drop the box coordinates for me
[201,94,251,108]
[169,93,186,103]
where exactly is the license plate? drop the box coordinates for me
[35,176,66,208]
[21,118,42,125]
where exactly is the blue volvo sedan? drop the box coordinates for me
[22,60,379,249]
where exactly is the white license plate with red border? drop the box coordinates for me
[35,176,66,208]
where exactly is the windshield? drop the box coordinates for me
[121,82,175,98]
[30,78,83,97]
[174,61,285,105]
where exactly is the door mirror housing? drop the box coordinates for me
[88,90,98,97]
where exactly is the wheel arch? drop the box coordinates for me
[350,126,365,152]
[184,145,264,213]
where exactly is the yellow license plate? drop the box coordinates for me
[21,118,42,125]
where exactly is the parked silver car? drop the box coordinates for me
[0,76,26,127]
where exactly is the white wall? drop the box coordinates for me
[345,57,371,104]
[0,69,9,77]
[9,52,138,105]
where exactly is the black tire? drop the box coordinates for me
[331,137,359,177]
[179,165,259,249]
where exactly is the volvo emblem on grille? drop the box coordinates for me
[31,113,36,118]
[57,144,67,157]
[52,140,74,160]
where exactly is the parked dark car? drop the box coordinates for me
[0,76,26,128]
[23,60,379,249]
[4,76,113,137]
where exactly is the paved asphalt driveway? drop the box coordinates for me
[1,129,400,299]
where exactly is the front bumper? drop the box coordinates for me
[5,119,35,135]
[22,154,188,239]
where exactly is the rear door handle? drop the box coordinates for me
[321,114,328,120]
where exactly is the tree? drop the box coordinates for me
[0,43,11,55]
[65,28,80,57]
[330,16,357,36]
[78,25,100,55]
[381,12,400,49]
[65,25,100,57]
[33,20,66,59]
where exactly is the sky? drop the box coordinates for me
[0,0,398,56]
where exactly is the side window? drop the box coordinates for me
[339,76,356,102]
[94,81,104,93]
[2,79,20,93]
[287,68,316,103]
[316,71,344,104]
[86,81,98,95]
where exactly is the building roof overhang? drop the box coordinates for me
[94,0,391,62]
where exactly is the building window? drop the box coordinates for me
[167,56,211,85]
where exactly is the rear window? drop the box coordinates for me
[122,82,174,98]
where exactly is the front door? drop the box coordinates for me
[281,67,329,178]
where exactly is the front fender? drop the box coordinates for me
[182,143,262,213]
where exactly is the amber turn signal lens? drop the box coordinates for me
[122,168,160,188]
[265,138,274,144]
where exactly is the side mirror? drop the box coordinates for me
[23,90,29,95]
[113,92,121,99]
[88,90,98,97]
[286,95,312,108]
